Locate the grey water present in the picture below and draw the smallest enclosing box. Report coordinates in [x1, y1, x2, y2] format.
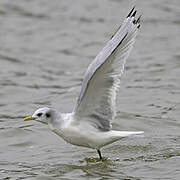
[0, 0, 180, 179]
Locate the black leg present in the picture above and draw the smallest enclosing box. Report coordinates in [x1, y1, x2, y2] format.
[97, 149, 102, 159]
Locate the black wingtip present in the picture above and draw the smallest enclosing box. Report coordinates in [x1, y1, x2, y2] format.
[136, 14, 142, 23]
[133, 19, 136, 24]
[127, 6, 135, 18]
[131, 10, 137, 17]
[137, 24, 140, 29]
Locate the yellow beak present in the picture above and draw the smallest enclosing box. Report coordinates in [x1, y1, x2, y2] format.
[24, 116, 36, 121]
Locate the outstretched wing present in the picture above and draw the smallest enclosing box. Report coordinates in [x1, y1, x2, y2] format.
[73, 8, 141, 131]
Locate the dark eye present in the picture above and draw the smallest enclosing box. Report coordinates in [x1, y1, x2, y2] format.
[46, 113, 50, 118]
[37, 113, 42, 117]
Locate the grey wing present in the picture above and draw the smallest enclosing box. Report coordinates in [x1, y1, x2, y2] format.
[73, 8, 141, 131]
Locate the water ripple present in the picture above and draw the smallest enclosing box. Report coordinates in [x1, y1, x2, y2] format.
[0, 54, 22, 63]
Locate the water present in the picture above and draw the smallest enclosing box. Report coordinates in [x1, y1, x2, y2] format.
[0, 0, 180, 179]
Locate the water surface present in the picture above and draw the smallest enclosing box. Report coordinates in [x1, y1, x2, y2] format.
[0, 0, 180, 179]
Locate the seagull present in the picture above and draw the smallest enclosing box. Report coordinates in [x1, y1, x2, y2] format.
[24, 7, 143, 160]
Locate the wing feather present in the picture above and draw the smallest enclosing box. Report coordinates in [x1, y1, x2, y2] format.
[73, 8, 141, 131]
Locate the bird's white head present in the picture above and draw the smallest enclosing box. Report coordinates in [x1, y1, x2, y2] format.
[24, 107, 57, 125]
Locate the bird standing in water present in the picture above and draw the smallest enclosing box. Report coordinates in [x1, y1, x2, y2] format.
[24, 7, 143, 160]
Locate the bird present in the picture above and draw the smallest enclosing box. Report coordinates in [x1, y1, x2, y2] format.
[24, 7, 143, 160]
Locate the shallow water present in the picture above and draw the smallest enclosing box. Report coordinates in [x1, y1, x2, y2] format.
[0, 0, 180, 179]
